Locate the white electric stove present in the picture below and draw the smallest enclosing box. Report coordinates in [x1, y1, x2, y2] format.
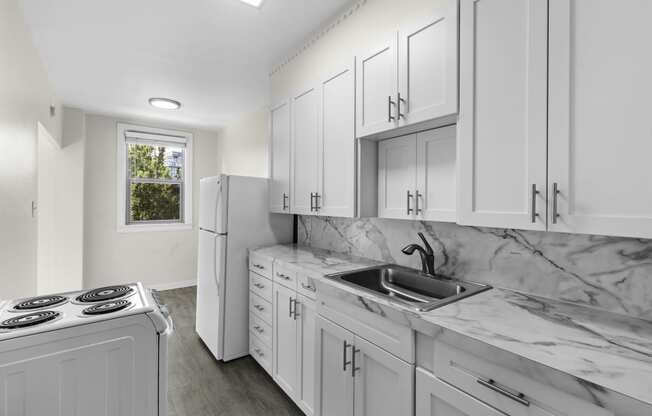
[0, 283, 172, 416]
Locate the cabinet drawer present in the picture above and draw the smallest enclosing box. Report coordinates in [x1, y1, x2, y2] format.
[249, 311, 272, 348]
[249, 291, 273, 325]
[250, 333, 272, 375]
[296, 271, 317, 300]
[250, 271, 272, 301]
[273, 262, 297, 290]
[249, 253, 273, 279]
[433, 341, 613, 416]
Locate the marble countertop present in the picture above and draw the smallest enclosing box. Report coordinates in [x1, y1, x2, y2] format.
[251, 244, 652, 406]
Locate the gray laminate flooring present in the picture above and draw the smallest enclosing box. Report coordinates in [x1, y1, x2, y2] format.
[159, 286, 303, 416]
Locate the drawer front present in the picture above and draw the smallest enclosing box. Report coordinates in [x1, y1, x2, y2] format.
[250, 333, 272, 375]
[250, 271, 273, 301]
[433, 341, 613, 416]
[296, 271, 318, 300]
[249, 311, 272, 348]
[273, 262, 297, 290]
[249, 253, 273, 279]
[250, 291, 273, 325]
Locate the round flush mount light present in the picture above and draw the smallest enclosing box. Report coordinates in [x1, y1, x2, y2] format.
[149, 97, 181, 110]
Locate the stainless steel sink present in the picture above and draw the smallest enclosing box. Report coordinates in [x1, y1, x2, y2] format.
[326, 265, 491, 312]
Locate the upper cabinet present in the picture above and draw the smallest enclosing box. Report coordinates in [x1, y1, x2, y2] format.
[290, 86, 320, 215]
[356, 0, 459, 138]
[457, 0, 548, 231]
[269, 101, 291, 214]
[547, 0, 652, 238]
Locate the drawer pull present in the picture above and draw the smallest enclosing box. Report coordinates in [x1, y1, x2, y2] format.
[253, 283, 265, 289]
[277, 272, 291, 280]
[252, 264, 265, 270]
[253, 325, 264, 334]
[254, 348, 264, 357]
[301, 283, 316, 292]
[477, 378, 530, 407]
[253, 304, 265, 312]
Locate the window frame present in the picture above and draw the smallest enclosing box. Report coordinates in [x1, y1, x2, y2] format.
[116, 123, 193, 232]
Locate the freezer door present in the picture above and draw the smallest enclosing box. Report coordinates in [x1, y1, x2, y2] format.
[198, 176, 228, 234]
[195, 230, 226, 360]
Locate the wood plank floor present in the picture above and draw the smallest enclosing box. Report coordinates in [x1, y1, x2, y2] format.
[159, 286, 303, 416]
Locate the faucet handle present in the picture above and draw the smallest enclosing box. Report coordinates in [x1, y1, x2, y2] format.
[417, 232, 434, 255]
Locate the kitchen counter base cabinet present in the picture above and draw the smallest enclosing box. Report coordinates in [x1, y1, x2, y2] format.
[315, 315, 414, 416]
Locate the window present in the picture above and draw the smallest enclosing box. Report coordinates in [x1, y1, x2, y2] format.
[117, 123, 192, 232]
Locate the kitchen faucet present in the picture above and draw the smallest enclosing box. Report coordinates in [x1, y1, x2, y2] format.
[401, 232, 436, 276]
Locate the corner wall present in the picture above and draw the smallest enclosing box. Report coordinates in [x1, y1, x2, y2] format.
[218, 107, 269, 178]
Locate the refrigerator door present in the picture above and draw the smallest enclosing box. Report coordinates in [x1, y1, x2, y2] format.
[195, 230, 226, 360]
[199, 176, 228, 234]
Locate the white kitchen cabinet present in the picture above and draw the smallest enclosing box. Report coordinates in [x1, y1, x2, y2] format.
[270, 101, 291, 213]
[315, 316, 355, 416]
[548, 0, 652, 238]
[457, 0, 548, 231]
[398, 1, 459, 127]
[291, 86, 320, 215]
[378, 127, 456, 222]
[356, 1, 459, 138]
[353, 336, 414, 416]
[272, 283, 298, 398]
[416, 368, 504, 416]
[295, 294, 316, 415]
[317, 59, 356, 218]
[315, 316, 414, 416]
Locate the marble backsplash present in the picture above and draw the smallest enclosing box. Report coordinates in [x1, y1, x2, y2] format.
[297, 216, 652, 320]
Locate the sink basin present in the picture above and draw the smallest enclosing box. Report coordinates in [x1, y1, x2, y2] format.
[326, 265, 491, 312]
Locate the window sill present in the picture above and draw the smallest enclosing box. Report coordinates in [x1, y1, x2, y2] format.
[117, 223, 193, 233]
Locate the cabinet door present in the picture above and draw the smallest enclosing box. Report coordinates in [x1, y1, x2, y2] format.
[314, 316, 354, 416]
[291, 86, 320, 215]
[548, 0, 652, 238]
[416, 369, 503, 416]
[457, 0, 548, 230]
[378, 135, 417, 219]
[270, 101, 291, 213]
[318, 60, 356, 218]
[352, 335, 413, 416]
[416, 126, 456, 222]
[295, 295, 316, 415]
[272, 284, 298, 399]
[356, 37, 399, 138]
[398, 1, 459, 126]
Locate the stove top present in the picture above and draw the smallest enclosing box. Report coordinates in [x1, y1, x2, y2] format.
[0, 283, 157, 340]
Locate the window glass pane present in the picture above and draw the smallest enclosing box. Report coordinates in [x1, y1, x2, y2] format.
[129, 183, 181, 222]
[128, 143, 184, 180]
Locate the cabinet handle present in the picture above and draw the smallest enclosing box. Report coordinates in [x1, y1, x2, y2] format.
[415, 190, 422, 214]
[254, 348, 264, 357]
[293, 299, 299, 320]
[301, 282, 316, 292]
[314, 192, 321, 211]
[407, 190, 414, 215]
[342, 341, 352, 371]
[253, 325, 264, 334]
[282, 193, 288, 210]
[531, 184, 540, 223]
[351, 347, 360, 377]
[397, 92, 406, 119]
[552, 183, 561, 224]
[253, 283, 265, 289]
[252, 264, 265, 270]
[388, 96, 396, 122]
[254, 304, 264, 312]
[276, 272, 290, 280]
[477, 378, 530, 407]
[310, 192, 314, 212]
[288, 297, 293, 318]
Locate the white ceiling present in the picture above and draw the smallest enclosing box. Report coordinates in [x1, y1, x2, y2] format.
[20, 0, 352, 130]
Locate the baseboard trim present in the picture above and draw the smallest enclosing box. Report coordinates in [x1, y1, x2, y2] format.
[148, 279, 196, 291]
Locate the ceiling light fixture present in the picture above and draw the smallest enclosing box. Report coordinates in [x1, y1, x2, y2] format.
[238, 0, 264, 8]
[149, 98, 181, 110]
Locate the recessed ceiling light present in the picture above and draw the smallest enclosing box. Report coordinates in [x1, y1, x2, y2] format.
[149, 97, 181, 110]
[238, 0, 264, 8]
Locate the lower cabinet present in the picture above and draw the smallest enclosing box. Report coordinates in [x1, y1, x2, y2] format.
[315, 315, 414, 416]
[272, 283, 316, 415]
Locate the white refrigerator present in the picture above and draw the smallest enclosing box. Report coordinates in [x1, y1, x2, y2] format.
[196, 175, 292, 361]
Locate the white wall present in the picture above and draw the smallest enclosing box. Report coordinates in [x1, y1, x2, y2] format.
[36, 109, 85, 295]
[218, 107, 269, 178]
[0, 0, 62, 299]
[83, 113, 219, 290]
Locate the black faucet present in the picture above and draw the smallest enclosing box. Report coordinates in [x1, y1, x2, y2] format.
[401, 232, 436, 276]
